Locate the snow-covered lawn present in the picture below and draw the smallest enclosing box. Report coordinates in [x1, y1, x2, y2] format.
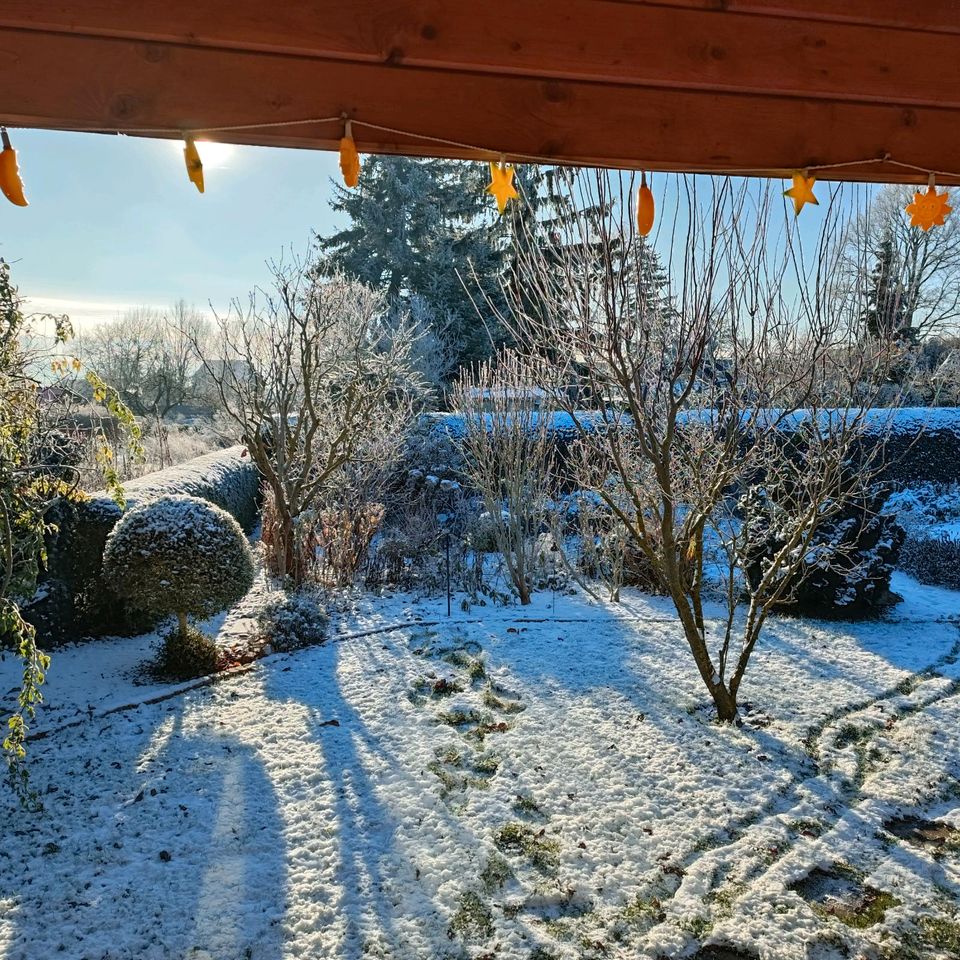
[3, 581, 960, 960]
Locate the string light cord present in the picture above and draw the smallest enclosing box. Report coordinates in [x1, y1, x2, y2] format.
[2, 113, 956, 230]
[5, 114, 960, 182]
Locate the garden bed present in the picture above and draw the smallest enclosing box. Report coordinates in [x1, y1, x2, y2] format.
[2, 584, 959, 960]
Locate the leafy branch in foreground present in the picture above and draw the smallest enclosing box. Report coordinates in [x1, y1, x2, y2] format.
[0, 258, 141, 806]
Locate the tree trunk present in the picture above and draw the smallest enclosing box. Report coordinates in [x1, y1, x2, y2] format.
[672, 593, 740, 723]
[710, 683, 739, 723]
[176, 610, 189, 639]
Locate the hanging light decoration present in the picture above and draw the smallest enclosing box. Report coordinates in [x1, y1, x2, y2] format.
[486, 157, 518, 215]
[183, 135, 204, 193]
[636, 172, 655, 236]
[905, 174, 952, 231]
[339, 119, 360, 188]
[783, 170, 818, 216]
[0, 127, 28, 206]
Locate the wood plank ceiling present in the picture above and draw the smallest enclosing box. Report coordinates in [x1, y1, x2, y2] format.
[1, 1, 960, 182]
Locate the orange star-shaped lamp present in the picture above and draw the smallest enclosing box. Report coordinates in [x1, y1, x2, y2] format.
[183, 136, 204, 194]
[486, 161, 518, 215]
[784, 171, 817, 216]
[905, 185, 952, 231]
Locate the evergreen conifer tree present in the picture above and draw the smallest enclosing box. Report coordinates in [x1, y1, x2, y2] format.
[315, 156, 506, 372]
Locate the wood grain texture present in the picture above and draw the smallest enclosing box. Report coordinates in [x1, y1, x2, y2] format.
[1, 2, 959, 181]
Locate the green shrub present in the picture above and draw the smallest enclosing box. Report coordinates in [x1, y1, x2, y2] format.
[103, 494, 254, 638]
[152, 625, 219, 680]
[30, 445, 260, 643]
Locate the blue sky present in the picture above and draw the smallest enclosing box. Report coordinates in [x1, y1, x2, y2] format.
[2, 129, 344, 328]
[2, 127, 876, 332]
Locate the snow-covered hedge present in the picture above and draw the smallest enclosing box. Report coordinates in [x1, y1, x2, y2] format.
[900, 532, 960, 591]
[27, 445, 260, 643]
[426, 407, 960, 486]
[864, 408, 960, 485]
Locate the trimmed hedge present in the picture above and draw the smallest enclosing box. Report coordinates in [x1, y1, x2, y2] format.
[900, 531, 960, 590]
[25, 445, 260, 644]
[426, 407, 960, 487]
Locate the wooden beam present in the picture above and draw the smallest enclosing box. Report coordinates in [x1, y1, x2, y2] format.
[1, 28, 958, 184]
[2, 1, 960, 110]
[640, 1, 960, 34]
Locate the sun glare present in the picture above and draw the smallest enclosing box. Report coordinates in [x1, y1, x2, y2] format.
[167, 137, 236, 170]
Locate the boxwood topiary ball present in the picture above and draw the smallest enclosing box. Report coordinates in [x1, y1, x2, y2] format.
[103, 494, 255, 625]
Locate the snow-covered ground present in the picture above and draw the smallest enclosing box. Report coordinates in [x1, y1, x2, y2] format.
[2, 579, 960, 960]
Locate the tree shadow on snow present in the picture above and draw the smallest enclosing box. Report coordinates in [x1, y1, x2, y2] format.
[261, 641, 456, 959]
[3, 697, 286, 960]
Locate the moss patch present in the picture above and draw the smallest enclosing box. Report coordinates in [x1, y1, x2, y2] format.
[480, 852, 514, 892]
[438, 708, 484, 728]
[483, 683, 527, 714]
[512, 792, 545, 818]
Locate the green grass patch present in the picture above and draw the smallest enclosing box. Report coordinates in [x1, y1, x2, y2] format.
[449, 891, 493, 941]
[480, 852, 513, 892]
[483, 684, 527, 714]
[438, 708, 483, 728]
[512, 792, 545, 817]
[495, 822, 560, 873]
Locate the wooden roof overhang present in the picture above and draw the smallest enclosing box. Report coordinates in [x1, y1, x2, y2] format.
[3, 1, 960, 183]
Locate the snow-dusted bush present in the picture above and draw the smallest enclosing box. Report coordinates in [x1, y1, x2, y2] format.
[467, 511, 502, 553]
[103, 494, 254, 637]
[885, 482, 960, 532]
[32, 444, 260, 644]
[152, 625, 219, 680]
[452, 353, 556, 605]
[257, 590, 329, 652]
[743, 486, 905, 619]
[900, 532, 960, 590]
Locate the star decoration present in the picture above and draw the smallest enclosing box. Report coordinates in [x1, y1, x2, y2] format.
[183, 136, 204, 193]
[486, 161, 518, 215]
[783, 171, 817, 216]
[905, 185, 952, 231]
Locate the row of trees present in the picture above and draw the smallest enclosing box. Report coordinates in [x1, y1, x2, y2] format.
[77, 166, 960, 421]
[80, 302, 213, 418]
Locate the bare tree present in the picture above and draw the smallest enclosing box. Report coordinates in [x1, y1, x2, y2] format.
[83, 302, 211, 417]
[503, 171, 903, 721]
[452, 351, 555, 605]
[192, 258, 421, 583]
[845, 184, 960, 340]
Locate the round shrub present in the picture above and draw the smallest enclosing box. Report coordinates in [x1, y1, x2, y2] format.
[257, 590, 329, 652]
[153, 625, 219, 680]
[103, 494, 255, 635]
